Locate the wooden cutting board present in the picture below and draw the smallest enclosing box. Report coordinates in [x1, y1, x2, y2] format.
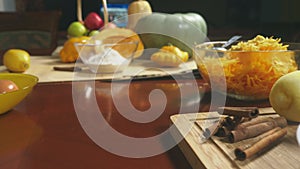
[170, 107, 300, 169]
[0, 55, 197, 83]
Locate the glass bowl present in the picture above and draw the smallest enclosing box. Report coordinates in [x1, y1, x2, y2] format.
[0, 73, 38, 114]
[76, 38, 139, 74]
[193, 41, 299, 100]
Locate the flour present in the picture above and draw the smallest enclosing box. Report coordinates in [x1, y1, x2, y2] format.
[87, 48, 127, 65]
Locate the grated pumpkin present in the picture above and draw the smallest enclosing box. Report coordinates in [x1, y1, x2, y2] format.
[197, 35, 298, 98]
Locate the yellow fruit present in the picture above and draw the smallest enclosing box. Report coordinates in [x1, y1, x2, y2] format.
[160, 45, 189, 62]
[3, 49, 30, 73]
[269, 70, 300, 122]
[150, 45, 189, 67]
[151, 51, 183, 67]
[94, 28, 144, 58]
[127, 0, 152, 29]
[59, 36, 90, 63]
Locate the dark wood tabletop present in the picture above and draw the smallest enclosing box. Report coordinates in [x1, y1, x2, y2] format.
[0, 77, 271, 169]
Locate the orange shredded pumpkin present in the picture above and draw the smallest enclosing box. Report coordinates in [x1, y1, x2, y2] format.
[197, 35, 297, 99]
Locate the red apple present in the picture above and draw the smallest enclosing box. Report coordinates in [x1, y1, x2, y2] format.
[84, 12, 104, 30]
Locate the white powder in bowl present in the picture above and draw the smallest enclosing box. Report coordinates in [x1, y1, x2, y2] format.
[84, 47, 131, 73]
[87, 48, 127, 65]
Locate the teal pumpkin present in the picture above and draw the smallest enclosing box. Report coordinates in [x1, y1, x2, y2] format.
[134, 12, 207, 57]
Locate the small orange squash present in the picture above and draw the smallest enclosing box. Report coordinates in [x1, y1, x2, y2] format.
[93, 28, 144, 58]
[59, 36, 90, 63]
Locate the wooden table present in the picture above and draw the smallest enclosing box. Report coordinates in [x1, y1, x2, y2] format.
[0, 73, 272, 169]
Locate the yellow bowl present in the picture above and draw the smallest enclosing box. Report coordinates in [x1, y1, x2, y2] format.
[0, 73, 38, 114]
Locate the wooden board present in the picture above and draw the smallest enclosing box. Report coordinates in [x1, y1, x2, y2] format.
[170, 107, 300, 169]
[0, 55, 197, 83]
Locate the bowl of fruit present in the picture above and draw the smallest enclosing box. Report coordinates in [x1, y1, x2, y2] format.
[193, 35, 300, 100]
[0, 73, 38, 114]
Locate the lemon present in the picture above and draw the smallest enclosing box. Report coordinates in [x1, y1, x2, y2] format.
[269, 71, 300, 122]
[3, 49, 30, 73]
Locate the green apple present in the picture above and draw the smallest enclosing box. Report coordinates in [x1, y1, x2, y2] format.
[67, 21, 87, 37]
[88, 30, 99, 37]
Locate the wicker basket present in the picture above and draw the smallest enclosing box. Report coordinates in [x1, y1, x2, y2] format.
[76, 0, 109, 25]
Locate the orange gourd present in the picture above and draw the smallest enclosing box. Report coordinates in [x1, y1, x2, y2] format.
[151, 45, 189, 67]
[127, 0, 152, 29]
[59, 36, 90, 63]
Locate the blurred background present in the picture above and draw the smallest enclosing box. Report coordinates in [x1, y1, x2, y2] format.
[1, 0, 300, 43]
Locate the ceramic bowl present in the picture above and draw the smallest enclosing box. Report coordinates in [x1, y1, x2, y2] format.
[0, 73, 38, 114]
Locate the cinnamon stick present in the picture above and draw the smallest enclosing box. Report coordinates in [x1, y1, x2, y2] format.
[228, 117, 287, 143]
[236, 116, 287, 130]
[223, 116, 236, 130]
[218, 106, 259, 118]
[214, 126, 230, 137]
[216, 116, 250, 132]
[202, 125, 229, 138]
[239, 117, 251, 124]
[234, 127, 287, 161]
